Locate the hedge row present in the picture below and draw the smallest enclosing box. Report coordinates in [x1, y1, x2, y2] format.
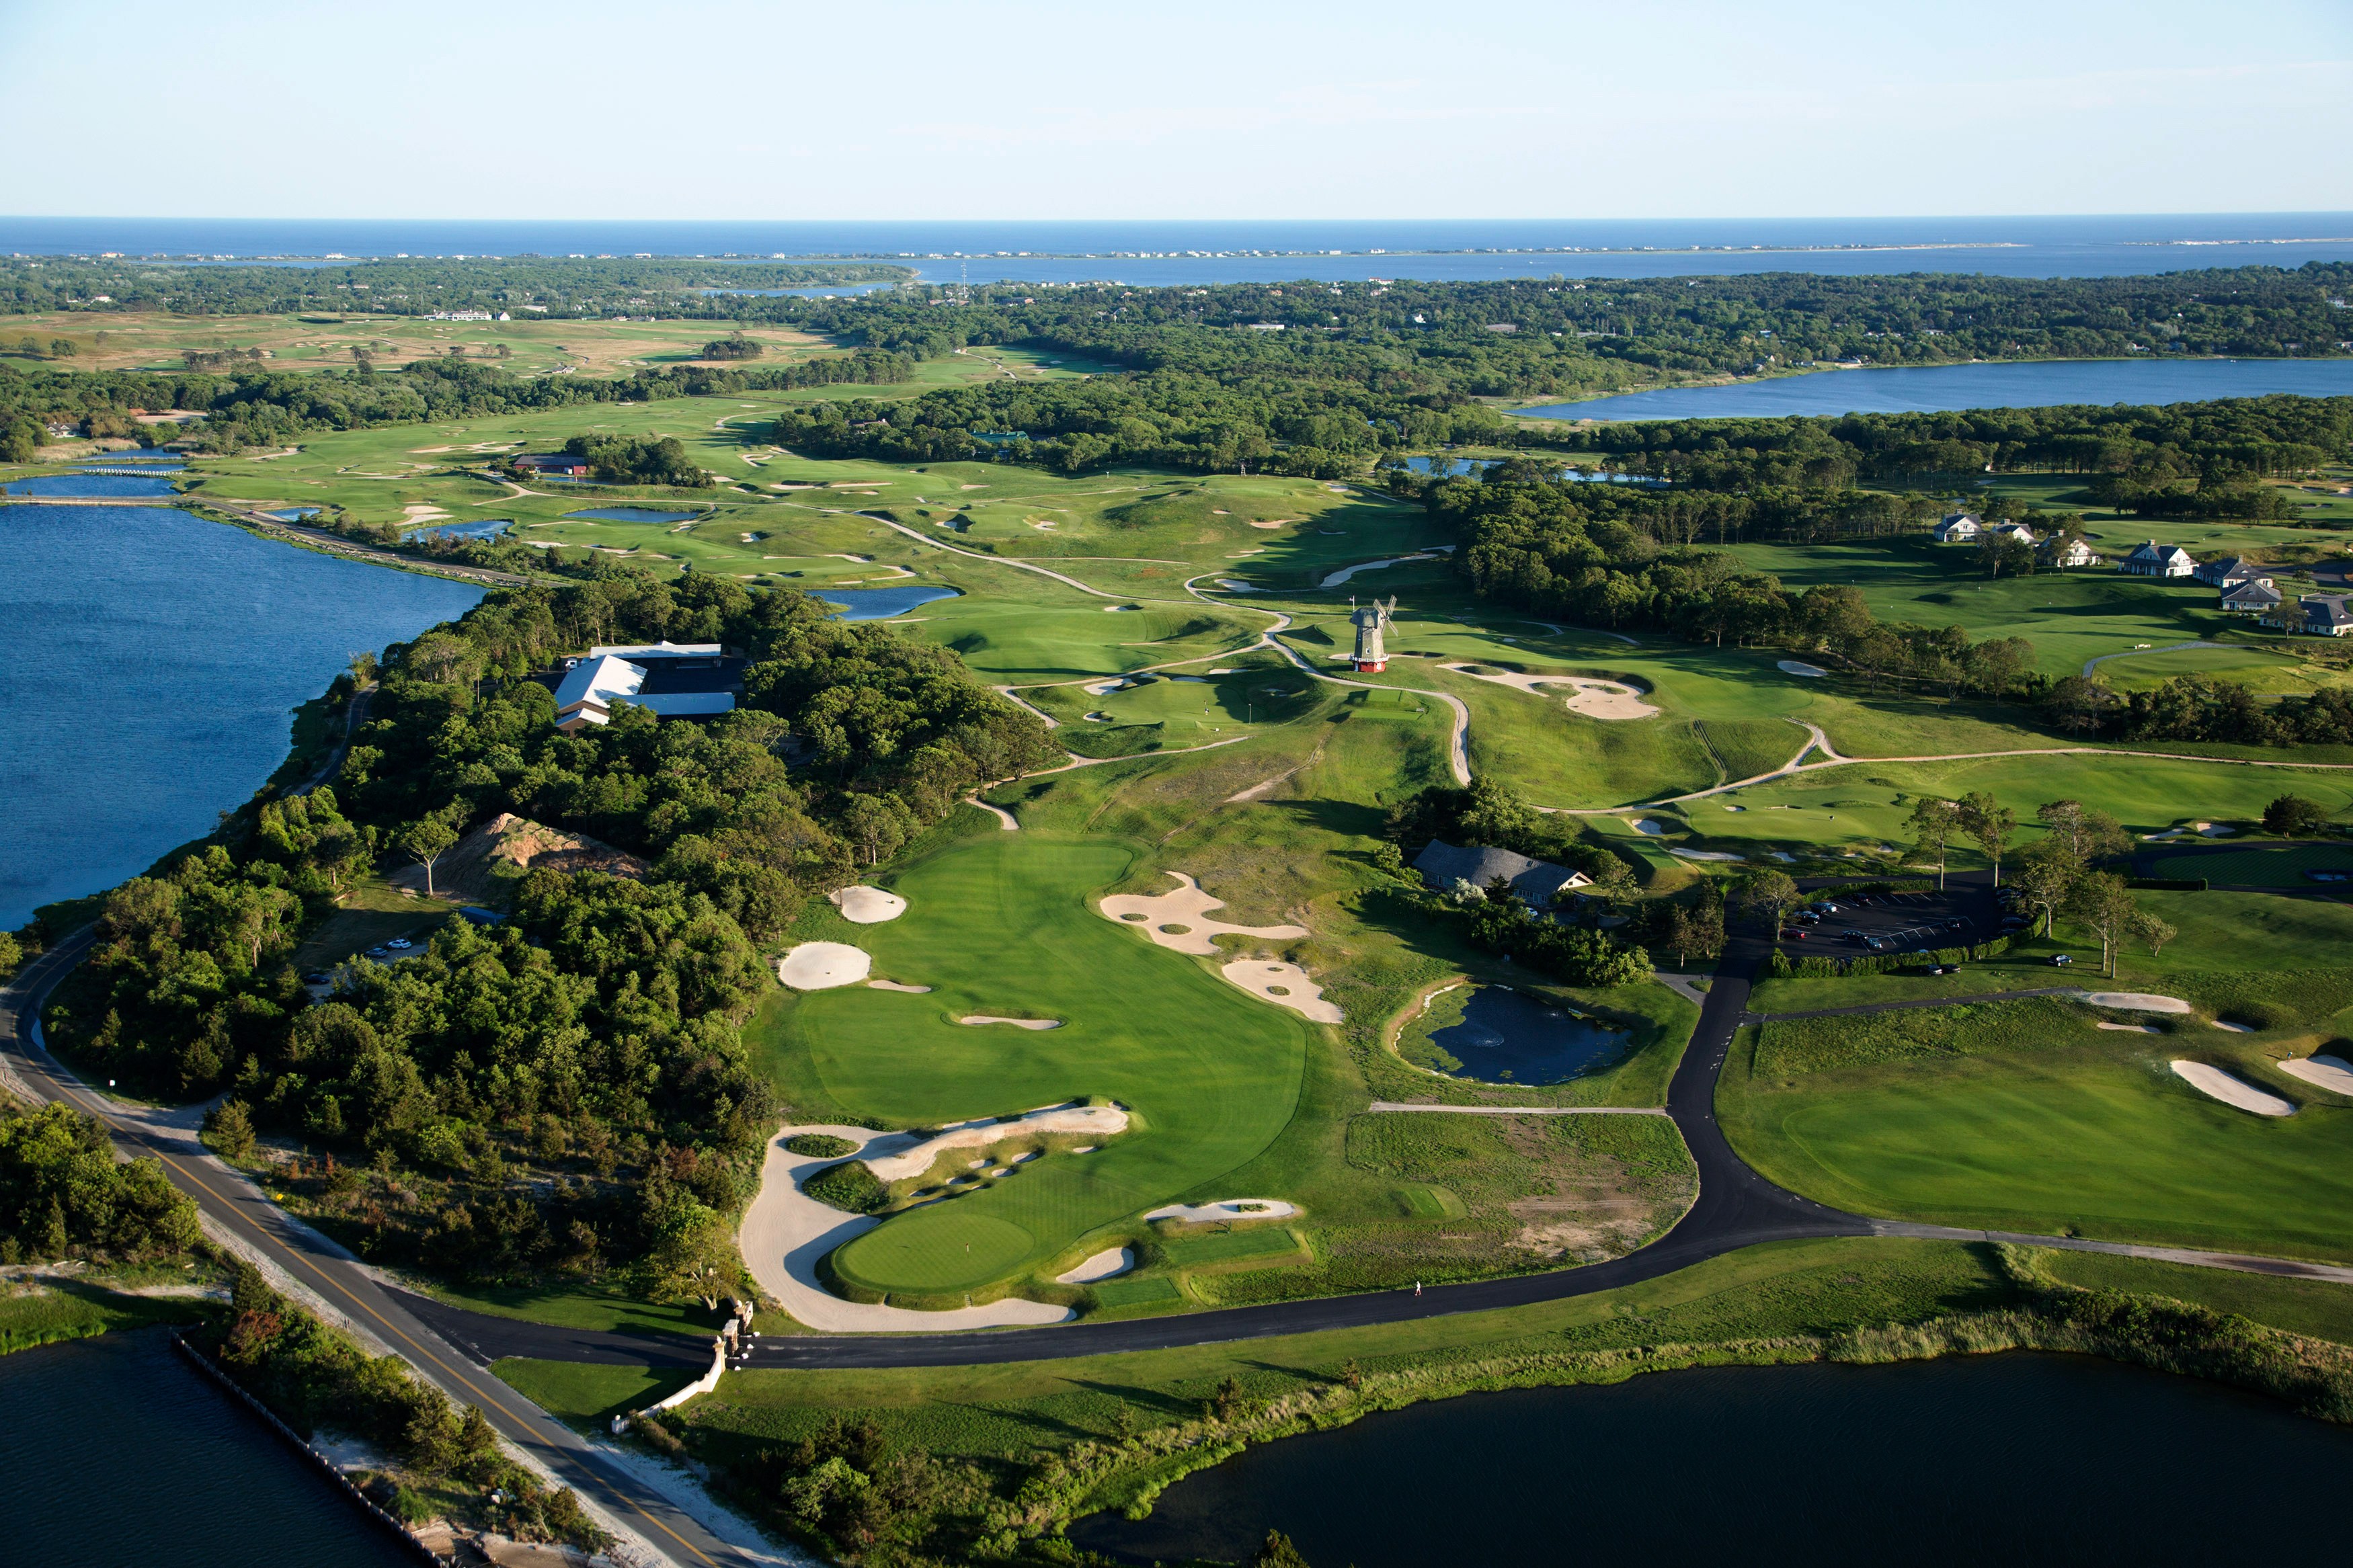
[1769, 932, 2020, 979]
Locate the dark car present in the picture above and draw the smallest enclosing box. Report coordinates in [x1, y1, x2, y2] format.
[302, 971, 329, 984]
[1782, 929, 1808, 940]
[2050, 954, 2074, 968]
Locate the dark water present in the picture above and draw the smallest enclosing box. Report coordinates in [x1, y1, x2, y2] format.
[267, 505, 322, 520]
[564, 507, 698, 523]
[820, 584, 961, 620]
[1070, 1354, 2353, 1567]
[0, 1331, 420, 1567]
[14, 215, 2353, 281]
[402, 518, 511, 542]
[5, 472, 179, 497]
[1423, 984, 1626, 1083]
[1524, 357, 2353, 422]
[1404, 456, 1661, 483]
[0, 504, 481, 927]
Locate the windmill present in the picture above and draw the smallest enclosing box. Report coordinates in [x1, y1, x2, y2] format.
[1349, 595, 1396, 672]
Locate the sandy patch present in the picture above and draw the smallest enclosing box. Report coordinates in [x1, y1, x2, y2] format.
[1099, 871, 1308, 955]
[864, 1102, 1129, 1182]
[959, 1015, 1063, 1030]
[399, 503, 450, 520]
[1627, 819, 1667, 836]
[1221, 959, 1344, 1023]
[2171, 1061, 2295, 1116]
[388, 813, 645, 903]
[1778, 660, 1829, 678]
[2083, 992, 2192, 1014]
[1144, 1199, 1300, 1224]
[829, 884, 908, 924]
[1055, 1247, 1134, 1284]
[779, 942, 871, 989]
[1215, 579, 1259, 591]
[1320, 553, 1441, 588]
[1247, 520, 1286, 529]
[1439, 663, 1659, 720]
[867, 979, 932, 993]
[1082, 678, 1131, 695]
[2097, 1021, 2159, 1033]
[737, 1124, 1073, 1331]
[1669, 848, 1744, 862]
[2279, 1054, 2353, 1096]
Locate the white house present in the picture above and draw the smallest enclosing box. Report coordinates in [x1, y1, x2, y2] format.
[1985, 522, 2037, 545]
[2192, 557, 2263, 589]
[2297, 595, 2353, 637]
[1934, 513, 1982, 543]
[1412, 840, 1591, 906]
[2221, 579, 2284, 615]
[2118, 540, 2198, 578]
[2040, 536, 2100, 569]
[551, 651, 737, 732]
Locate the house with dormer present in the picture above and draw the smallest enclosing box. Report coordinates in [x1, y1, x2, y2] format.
[2119, 540, 2197, 578]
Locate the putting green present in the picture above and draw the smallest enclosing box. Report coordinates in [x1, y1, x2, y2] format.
[757, 832, 1311, 1300]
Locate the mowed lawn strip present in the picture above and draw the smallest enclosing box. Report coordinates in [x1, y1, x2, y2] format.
[760, 833, 1310, 1298]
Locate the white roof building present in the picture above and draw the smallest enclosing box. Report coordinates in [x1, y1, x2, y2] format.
[1934, 513, 1981, 542]
[553, 654, 735, 732]
[588, 641, 724, 658]
[2120, 540, 2198, 578]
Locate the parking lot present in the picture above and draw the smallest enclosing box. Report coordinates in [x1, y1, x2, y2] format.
[1778, 882, 2007, 958]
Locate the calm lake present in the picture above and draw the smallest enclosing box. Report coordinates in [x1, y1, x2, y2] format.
[4, 472, 181, 498]
[822, 584, 961, 620]
[0, 1330, 419, 1567]
[1069, 1353, 2353, 1567]
[1417, 983, 1627, 1084]
[0, 504, 481, 928]
[1523, 357, 2353, 422]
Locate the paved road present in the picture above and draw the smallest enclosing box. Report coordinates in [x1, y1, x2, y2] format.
[0, 934, 755, 1568]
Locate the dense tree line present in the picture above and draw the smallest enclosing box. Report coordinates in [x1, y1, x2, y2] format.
[0, 1097, 200, 1264]
[47, 573, 1057, 1286]
[551, 433, 711, 487]
[2040, 672, 2353, 749]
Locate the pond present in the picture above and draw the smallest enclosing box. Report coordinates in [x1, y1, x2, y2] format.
[267, 505, 322, 521]
[4, 471, 180, 497]
[1068, 1353, 2353, 1568]
[0, 503, 481, 927]
[820, 584, 962, 620]
[0, 1329, 420, 1567]
[402, 518, 512, 542]
[563, 507, 699, 524]
[1404, 456, 1661, 484]
[1520, 356, 2353, 423]
[1398, 982, 1626, 1084]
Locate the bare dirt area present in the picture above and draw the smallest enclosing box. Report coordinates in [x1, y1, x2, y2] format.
[387, 813, 648, 907]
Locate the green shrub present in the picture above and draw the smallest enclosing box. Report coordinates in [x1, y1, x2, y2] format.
[803, 1160, 887, 1214]
[785, 1134, 858, 1159]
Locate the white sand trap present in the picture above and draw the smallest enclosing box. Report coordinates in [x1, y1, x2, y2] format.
[1222, 959, 1344, 1023]
[1145, 1199, 1300, 1225]
[1098, 871, 1308, 955]
[1215, 579, 1260, 591]
[737, 1123, 1073, 1332]
[1086, 711, 1113, 721]
[1056, 1247, 1134, 1284]
[1778, 660, 1829, 678]
[2279, 1055, 2353, 1096]
[1628, 819, 1667, 836]
[868, 979, 932, 993]
[2083, 992, 2192, 1014]
[1439, 663, 1659, 720]
[779, 942, 871, 989]
[2098, 1021, 2158, 1033]
[959, 1015, 1064, 1030]
[1082, 678, 1130, 695]
[1321, 553, 1439, 588]
[2212, 1020, 2253, 1034]
[864, 1102, 1129, 1182]
[829, 884, 908, 924]
[2171, 1061, 2295, 1116]
[1669, 848, 1745, 862]
[1103, 604, 1140, 612]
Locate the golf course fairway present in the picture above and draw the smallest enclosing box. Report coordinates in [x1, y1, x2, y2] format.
[762, 831, 1312, 1301]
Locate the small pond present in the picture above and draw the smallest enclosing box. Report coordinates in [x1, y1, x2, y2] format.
[563, 507, 699, 524]
[402, 518, 512, 542]
[5, 472, 180, 497]
[820, 584, 962, 620]
[1404, 456, 1662, 484]
[1068, 1353, 2353, 1568]
[266, 505, 322, 521]
[1401, 982, 1626, 1084]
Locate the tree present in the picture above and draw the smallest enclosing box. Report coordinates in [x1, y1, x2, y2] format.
[1957, 792, 2016, 886]
[202, 1098, 257, 1161]
[2042, 675, 2113, 736]
[2262, 794, 2332, 837]
[2067, 871, 2140, 979]
[2130, 908, 2178, 959]
[2012, 841, 2078, 938]
[1907, 795, 1962, 889]
[394, 817, 461, 897]
[2036, 800, 2130, 866]
[1731, 868, 1801, 934]
[646, 1202, 740, 1311]
[1251, 1530, 1315, 1568]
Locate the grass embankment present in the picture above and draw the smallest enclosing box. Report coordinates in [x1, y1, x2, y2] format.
[497, 1237, 2353, 1565]
[0, 1273, 210, 1354]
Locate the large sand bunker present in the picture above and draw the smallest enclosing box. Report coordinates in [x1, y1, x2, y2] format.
[1439, 663, 1659, 720]
[2279, 1054, 2353, 1096]
[2171, 1061, 2295, 1116]
[1778, 660, 1829, 678]
[1099, 871, 1308, 955]
[830, 884, 908, 924]
[1055, 1247, 1134, 1284]
[2083, 992, 2192, 1014]
[864, 1102, 1129, 1182]
[1222, 959, 1344, 1023]
[959, 1015, 1063, 1030]
[1145, 1199, 1300, 1224]
[779, 942, 872, 989]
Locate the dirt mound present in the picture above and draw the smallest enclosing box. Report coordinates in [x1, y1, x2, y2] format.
[387, 813, 649, 906]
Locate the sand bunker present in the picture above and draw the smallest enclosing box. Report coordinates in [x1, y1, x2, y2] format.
[1439, 663, 1659, 720]
[2083, 992, 2192, 1014]
[1669, 848, 1745, 863]
[867, 979, 932, 993]
[1144, 1199, 1300, 1225]
[959, 1015, 1063, 1030]
[779, 942, 871, 989]
[1628, 819, 1667, 836]
[864, 1102, 1129, 1183]
[2279, 1055, 2353, 1096]
[1222, 960, 1344, 1023]
[2171, 1061, 2295, 1116]
[2097, 1022, 2158, 1034]
[829, 884, 908, 924]
[1055, 1247, 1134, 1284]
[1778, 660, 1829, 678]
[1321, 553, 1441, 588]
[1099, 871, 1308, 955]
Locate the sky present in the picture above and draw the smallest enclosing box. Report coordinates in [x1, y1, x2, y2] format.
[3, 0, 2349, 220]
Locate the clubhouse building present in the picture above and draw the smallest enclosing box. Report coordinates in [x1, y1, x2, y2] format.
[544, 641, 744, 732]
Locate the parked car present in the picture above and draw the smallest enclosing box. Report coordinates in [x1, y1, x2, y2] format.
[386, 937, 413, 950]
[2049, 954, 2074, 968]
[2000, 916, 2026, 930]
[1782, 929, 1808, 940]
[1930, 964, 1958, 975]
[364, 946, 390, 960]
[302, 971, 329, 985]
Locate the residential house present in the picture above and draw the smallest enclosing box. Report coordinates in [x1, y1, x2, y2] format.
[2194, 556, 2264, 588]
[2040, 535, 2101, 569]
[513, 452, 590, 476]
[1412, 840, 1592, 907]
[1984, 522, 2037, 545]
[1933, 513, 1982, 543]
[2118, 540, 2198, 578]
[2296, 595, 2353, 637]
[2221, 579, 2284, 615]
[545, 643, 742, 732]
